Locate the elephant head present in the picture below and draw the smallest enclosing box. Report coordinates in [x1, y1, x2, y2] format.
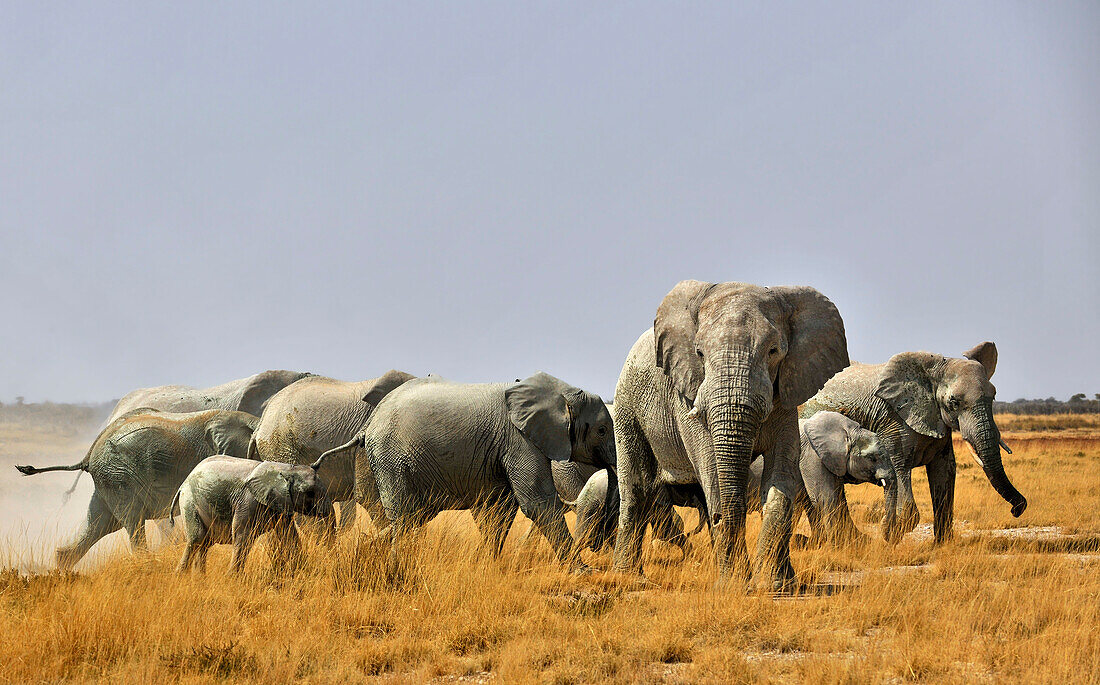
[238, 370, 313, 416]
[506, 372, 616, 470]
[875, 342, 1025, 522]
[803, 411, 893, 486]
[246, 462, 333, 519]
[205, 412, 258, 457]
[654, 281, 849, 548]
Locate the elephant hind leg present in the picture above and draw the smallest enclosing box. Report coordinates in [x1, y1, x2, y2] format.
[57, 491, 122, 570]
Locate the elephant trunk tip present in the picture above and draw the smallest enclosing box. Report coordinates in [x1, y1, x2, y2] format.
[1011, 497, 1027, 518]
[15, 465, 37, 476]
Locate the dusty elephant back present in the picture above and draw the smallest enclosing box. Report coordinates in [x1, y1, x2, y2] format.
[252, 376, 373, 464]
[107, 370, 310, 424]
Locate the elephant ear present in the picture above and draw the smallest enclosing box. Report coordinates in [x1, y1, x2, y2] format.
[803, 412, 851, 478]
[361, 369, 417, 409]
[238, 370, 309, 417]
[506, 372, 579, 462]
[205, 415, 255, 457]
[874, 351, 946, 439]
[654, 280, 716, 403]
[962, 341, 997, 379]
[245, 463, 292, 513]
[772, 287, 850, 407]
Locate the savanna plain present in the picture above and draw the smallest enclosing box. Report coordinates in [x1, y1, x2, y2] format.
[1, 407, 1097, 683]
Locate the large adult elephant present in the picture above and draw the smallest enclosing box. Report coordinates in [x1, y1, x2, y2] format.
[15, 409, 258, 569]
[353, 373, 616, 569]
[106, 370, 311, 424]
[248, 370, 416, 529]
[612, 280, 849, 591]
[801, 342, 1026, 543]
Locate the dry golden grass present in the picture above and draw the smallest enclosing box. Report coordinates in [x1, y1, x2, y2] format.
[995, 412, 1100, 437]
[1, 415, 1098, 683]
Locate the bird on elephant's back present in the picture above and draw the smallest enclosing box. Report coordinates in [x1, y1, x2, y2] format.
[801, 342, 1026, 544]
[612, 280, 850, 592]
[15, 408, 259, 570]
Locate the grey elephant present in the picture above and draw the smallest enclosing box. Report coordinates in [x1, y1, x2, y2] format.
[171, 456, 333, 573]
[612, 280, 849, 591]
[347, 372, 616, 570]
[15, 409, 258, 569]
[107, 369, 311, 424]
[801, 342, 1025, 543]
[248, 370, 416, 530]
[744, 411, 893, 545]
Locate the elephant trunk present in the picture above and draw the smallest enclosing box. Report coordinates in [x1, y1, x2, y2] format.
[708, 388, 764, 576]
[962, 400, 1027, 518]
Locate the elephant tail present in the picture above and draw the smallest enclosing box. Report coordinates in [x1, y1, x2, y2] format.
[169, 489, 182, 527]
[15, 451, 89, 477]
[246, 435, 259, 461]
[311, 435, 364, 471]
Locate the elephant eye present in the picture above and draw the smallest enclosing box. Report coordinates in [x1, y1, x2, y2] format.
[695, 347, 704, 359]
[768, 347, 779, 356]
[597, 425, 607, 436]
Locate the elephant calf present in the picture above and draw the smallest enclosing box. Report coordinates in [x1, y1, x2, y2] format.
[170, 456, 332, 573]
[566, 468, 706, 554]
[341, 373, 616, 571]
[746, 411, 893, 545]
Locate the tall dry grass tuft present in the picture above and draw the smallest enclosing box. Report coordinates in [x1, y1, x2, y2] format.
[0, 417, 1097, 682]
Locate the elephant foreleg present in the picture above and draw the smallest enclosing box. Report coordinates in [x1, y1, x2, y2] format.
[927, 447, 956, 544]
[268, 518, 303, 573]
[57, 491, 122, 570]
[754, 410, 800, 593]
[611, 408, 659, 573]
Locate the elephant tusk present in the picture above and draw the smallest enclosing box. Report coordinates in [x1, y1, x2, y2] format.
[965, 442, 985, 468]
[879, 479, 888, 488]
[999, 438, 1013, 455]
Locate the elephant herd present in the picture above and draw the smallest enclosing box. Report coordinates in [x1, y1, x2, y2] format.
[16, 280, 1026, 591]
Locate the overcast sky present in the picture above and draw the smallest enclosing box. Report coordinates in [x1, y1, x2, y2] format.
[1, 2, 1097, 404]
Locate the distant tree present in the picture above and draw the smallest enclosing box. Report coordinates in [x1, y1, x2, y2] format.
[15, 396, 24, 405]
[1070, 393, 1087, 402]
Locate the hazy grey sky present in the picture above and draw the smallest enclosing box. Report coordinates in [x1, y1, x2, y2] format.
[1, 2, 1097, 403]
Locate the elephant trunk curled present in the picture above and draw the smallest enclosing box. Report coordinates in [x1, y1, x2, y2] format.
[961, 399, 1026, 518]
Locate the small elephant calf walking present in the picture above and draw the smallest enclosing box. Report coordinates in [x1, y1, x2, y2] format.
[170, 456, 333, 573]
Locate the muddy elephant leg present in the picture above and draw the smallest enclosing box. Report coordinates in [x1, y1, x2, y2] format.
[927, 446, 956, 544]
[754, 409, 801, 592]
[472, 492, 520, 558]
[57, 491, 122, 570]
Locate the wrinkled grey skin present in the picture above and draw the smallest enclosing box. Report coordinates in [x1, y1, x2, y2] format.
[612, 281, 849, 591]
[248, 370, 416, 530]
[802, 342, 1026, 544]
[171, 456, 333, 573]
[357, 372, 616, 569]
[16, 409, 258, 569]
[107, 370, 311, 424]
[744, 412, 893, 545]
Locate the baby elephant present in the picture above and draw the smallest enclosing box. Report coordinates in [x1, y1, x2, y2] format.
[170, 456, 333, 573]
[568, 469, 706, 554]
[747, 411, 893, 545]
